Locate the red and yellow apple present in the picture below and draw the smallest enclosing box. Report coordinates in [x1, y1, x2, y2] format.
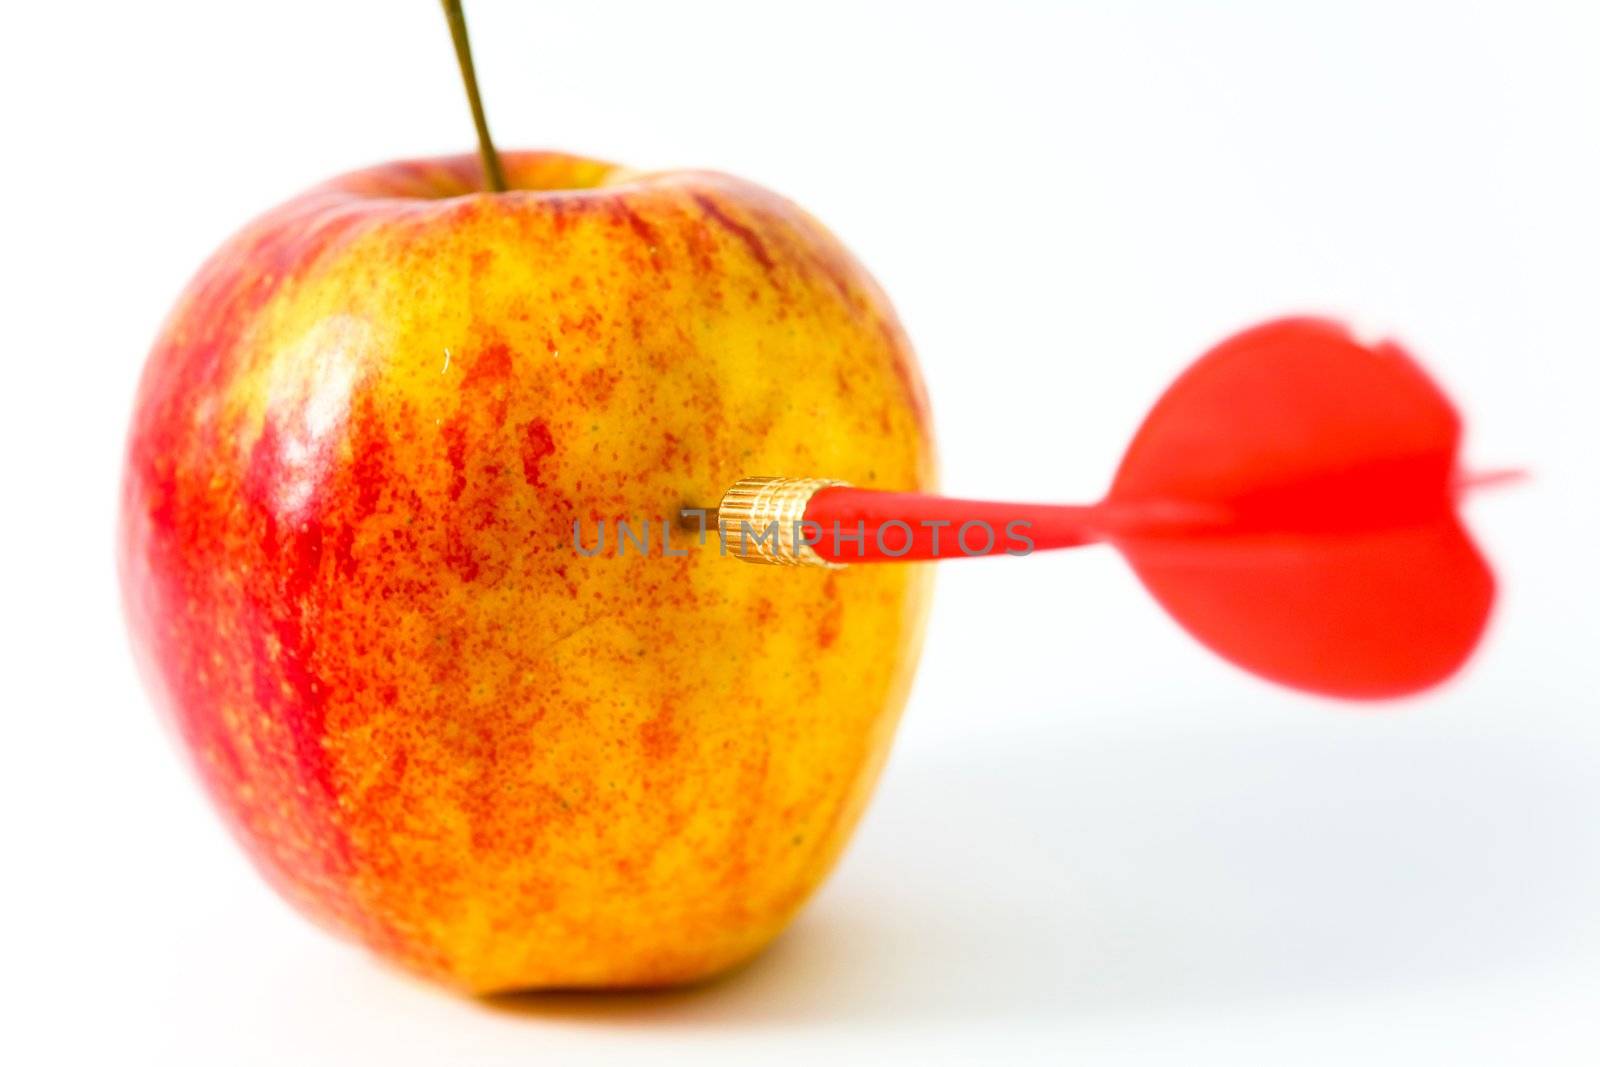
[119, 152, 935, 992]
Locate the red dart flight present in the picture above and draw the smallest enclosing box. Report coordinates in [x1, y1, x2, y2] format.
[713, 317, 1509, 700]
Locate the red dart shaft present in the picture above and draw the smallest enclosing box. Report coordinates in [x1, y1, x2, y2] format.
[808, 488, 1093, 561]
[802, 487, 1228, 562]
[711, 477, 1231, 566]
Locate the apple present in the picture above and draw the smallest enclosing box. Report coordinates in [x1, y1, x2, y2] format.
[119, 149, 936, 991]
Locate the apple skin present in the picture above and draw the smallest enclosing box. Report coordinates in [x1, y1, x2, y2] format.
[119, 152, 935, 992]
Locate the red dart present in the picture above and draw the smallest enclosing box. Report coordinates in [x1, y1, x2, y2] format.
[713, 317, 1514, 700]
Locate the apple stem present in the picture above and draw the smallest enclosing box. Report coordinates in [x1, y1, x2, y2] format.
[440, 0, 507, 193]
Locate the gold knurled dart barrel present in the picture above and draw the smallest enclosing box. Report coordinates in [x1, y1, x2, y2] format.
[715, 476, 846, 567]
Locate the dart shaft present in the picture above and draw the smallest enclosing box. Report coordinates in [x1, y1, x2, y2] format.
[712, 477, 1226, 566]
[809, 487, 1096, 561]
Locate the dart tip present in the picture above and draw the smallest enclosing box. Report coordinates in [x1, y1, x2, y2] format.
[676, 505, 714, 531]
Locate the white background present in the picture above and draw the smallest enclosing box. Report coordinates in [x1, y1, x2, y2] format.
[4, 1, 1599, 1063]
